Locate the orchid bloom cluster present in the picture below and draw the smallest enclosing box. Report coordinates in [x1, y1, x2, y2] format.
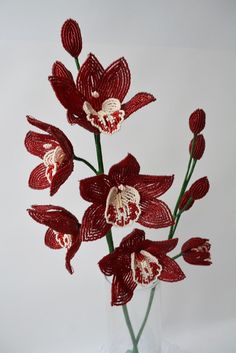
[25, 19, 212, 308]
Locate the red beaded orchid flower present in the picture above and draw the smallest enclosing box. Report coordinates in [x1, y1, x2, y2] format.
[28, 205, 81, 274]
[80, 154, 174, 241]
[49, 54, 156, 134]
[25, 116, 74, 196]
[99, 229, 185, 305]
[182, 237, 211, 266]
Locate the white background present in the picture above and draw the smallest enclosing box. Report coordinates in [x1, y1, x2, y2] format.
[0, 1, 235, 352]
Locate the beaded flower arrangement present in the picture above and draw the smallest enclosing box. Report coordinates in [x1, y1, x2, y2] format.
[25, 19, 211, 352]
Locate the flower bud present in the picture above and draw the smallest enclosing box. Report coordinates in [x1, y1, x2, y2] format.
[61, 19, 82, 58]
[189, 134, 205, 160]
[179, 190, 194, 211]
[189, 109, 206, 134]
[181, 237, 211, 266]
[189, 177, 210, 200]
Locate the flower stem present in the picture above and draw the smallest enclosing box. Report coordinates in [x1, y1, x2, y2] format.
[93, 133, 114, 252]
[172, 252, 183, 260]
[122, 305, 139, 353]
[73, 155, 98, 174]
[94, 133, 104, 174]
[136, 286, 156, 345]
[168, 135, 197, 239]
[169, 196, 193, 239]
[75, 57, 80, 70]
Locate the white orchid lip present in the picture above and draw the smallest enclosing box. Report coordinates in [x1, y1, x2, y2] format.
[83, 98, 125, 134]
[105, 184, 141, 227]
[131, 250, 162, 286]
[55, 232, 72, 249]
[43, 146, 66, 183]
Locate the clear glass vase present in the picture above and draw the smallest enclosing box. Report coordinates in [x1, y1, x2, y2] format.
[103, 280, 162, 353]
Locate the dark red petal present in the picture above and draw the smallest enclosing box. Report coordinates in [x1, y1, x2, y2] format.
[67, 111, 99, 133]
[182, 237, 210, 253]
[44, 228, 62, 249]
[189, 177, 210, 200]
[108, 154, 140, 184]
[99, 249, 131, 276]
[189, 134, 205, 160]
[145, 238, 178, 255]
[26, 116, 74, 157]
[111, 273, 136, 306]
[120, 229, 145, 249]
[179, 190, 194, 211]
[189, 109, 206, 134]
[25, 131, 58, 159]
[29, 163, 50, 190]
[122, 92, 156, 119]
[99, 251, 119, 276]
[98, 57, 130, 102]
[183, 252, 212, 266]
[52, 61, 74, 81]
[28, 205, 80, 235]
[129, 175, 174, 200]
[80, 204, 111, 241]
[61, 19, 82, 58]
[50, 160, 74, 196]
[80, 174, 112, 203]
[138, 199, 174, 229]
[49, 76, 85, 116]
[65, 235, 82, 274]
[158, 256, 185, 282]
[76, 53, 104, 107]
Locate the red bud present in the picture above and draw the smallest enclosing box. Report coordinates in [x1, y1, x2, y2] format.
[189, 109, 206, 134]
[181, 237, 211, 266]
[189, 177, 209, 200]
[179, 190, 194, 211]
[61, 19, 82, 58]
[189, 134, 205, 160]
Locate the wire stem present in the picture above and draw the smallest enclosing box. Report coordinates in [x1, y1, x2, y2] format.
[168, 135, 197, 239]
[75, 57, 80, 70]
[136, 286, 156, 345]
[73, 155, 98, 174]
[122, 305, 139, 353]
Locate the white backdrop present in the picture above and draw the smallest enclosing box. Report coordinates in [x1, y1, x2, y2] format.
[0, 1, 235, 353]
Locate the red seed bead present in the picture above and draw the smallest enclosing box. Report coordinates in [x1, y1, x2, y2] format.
[61, 19, 82, 58]
[189, 109, 206, 134]
[189, 177, 210, 200]
[189, 134, 205, 160]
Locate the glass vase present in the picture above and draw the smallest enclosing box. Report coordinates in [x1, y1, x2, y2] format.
[103, 280, 162, 353]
